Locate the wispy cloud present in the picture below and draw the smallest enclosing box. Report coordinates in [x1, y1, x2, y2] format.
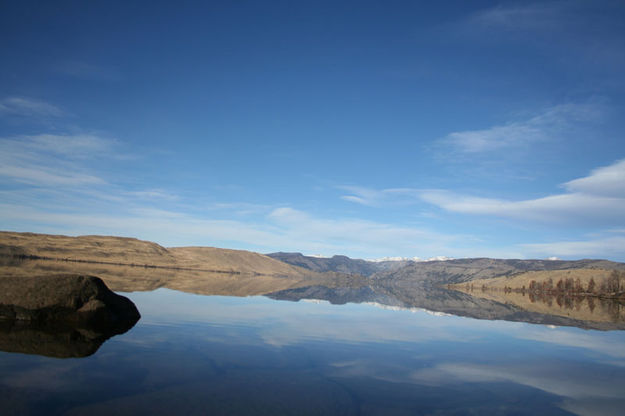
[0, 199, 467, 259]
[266, 206, 461, 256]
[467, 2, 568, 32]
[124, 189, 179, 201]
[0, 165, 104, 186]
[54, 60, 121, 81]
[0, 134, 115, 186]
[16, 134, 115, 158]
[339, 186, 420, 206]
[411, 361, 625, 414]
[522, 235, 625, 259]
[564, 159, 625, 197]
[0, 97, 66, 118]
[461, 1, 625, 91]
[419, 159, 625, 225]
[440, 102, 601, 153]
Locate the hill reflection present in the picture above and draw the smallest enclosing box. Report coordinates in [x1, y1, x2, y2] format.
[2, 258, 624, 331]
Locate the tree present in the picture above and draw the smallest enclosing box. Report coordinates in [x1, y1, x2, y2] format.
[588, 278, 596, 294]
[607, 271, 620, 293]
[574, 278, 582, 293]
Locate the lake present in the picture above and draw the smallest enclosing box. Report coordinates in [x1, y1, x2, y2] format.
[1, 286, 625, 415]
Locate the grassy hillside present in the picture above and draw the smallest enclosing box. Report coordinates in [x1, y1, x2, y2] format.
[452, 269, 624, 295]
[170, 246, 313, 277]
[0, 231, 318, 277]
[373, 258, 625, 285]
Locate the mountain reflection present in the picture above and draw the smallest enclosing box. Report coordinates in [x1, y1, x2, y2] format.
[268, 283, 625, 330]
[452, 284, 625, 328]
[2, 259, 624, 331]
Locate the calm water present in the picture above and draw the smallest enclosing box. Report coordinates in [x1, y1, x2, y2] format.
[2, 288, 625, 415]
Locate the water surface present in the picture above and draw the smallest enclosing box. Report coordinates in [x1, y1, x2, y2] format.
[1, 288, 624, 415]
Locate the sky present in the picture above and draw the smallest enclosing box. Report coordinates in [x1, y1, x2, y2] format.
[1, 0, 624, 261]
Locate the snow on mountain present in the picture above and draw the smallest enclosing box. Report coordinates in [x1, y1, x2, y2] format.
[367, 256, 454, 263]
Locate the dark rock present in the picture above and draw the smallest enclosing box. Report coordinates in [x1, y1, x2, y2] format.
[0, 274, 140, 330]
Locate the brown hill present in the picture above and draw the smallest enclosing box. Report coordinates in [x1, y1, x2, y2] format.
[372, 257, 625, 285]
[451, 269, 619, 291]
[0, 231, 177, 266]
[169, 246, 313, 277]
[0, 231, 314, 277]
[0, 231, 362, 296]
[449, 269, 625, 324]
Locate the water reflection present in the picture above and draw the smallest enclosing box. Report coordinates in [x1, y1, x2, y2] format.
[269, 284, 625, 330]
[453, 285, 625, 327]
[1, 290, 623, 415]
[3, 259, 623, 330]
[0, 316, 139, 359]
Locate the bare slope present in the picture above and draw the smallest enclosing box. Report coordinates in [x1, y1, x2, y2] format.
[372, 258, 625, 285]
[170, 247, 313, 277]
[0, 231, 315, 277]
[0, 231, 177, 266]
[452, 269, 623, 293]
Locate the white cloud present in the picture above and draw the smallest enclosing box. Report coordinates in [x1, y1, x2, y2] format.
[419, 159, 625, 225]
[339, 186, 420, 206]
[54, 60, 121, 81]
[0, 200, 466, 259]
[0, 134, 115, 186]
[338, 186, 385, 206]
[441, 102, 601, 153]
[0, 96, 66, 118]
[564, 159, 625, 197]
[1, 133, 115, 160]
[468, 3, 566, 32]
[420, 190, 625, 224]
[125, 189, 179, 201]
[24, 134, 114, 158]
[340, 195, 370, 205]
[522, 235, 625, 259]
[267, 206, 460, 256]
[0, 165, 103, 186]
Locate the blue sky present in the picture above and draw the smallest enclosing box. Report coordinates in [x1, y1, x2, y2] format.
[1, 1, 624, 261]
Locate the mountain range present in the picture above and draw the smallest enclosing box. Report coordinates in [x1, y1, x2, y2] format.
[2, 231, 624, 330]
[268, 251, 625, 284]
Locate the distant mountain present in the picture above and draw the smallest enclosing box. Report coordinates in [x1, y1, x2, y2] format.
[266, 252, 411, 276]
[372, 257, 625, 285]
[368, 255, 453, 263]
[267, 252, 625, 285]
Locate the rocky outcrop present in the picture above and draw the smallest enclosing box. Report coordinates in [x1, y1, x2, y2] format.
[0, 274, 140, 330]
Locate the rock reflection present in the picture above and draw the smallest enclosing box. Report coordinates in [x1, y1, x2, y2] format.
[0, 318, 138, 358]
